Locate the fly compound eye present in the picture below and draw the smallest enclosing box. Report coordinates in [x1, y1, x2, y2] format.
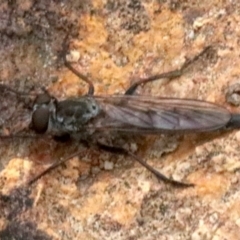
[32, 108, 49, 133]
[34, 93, 52, 105]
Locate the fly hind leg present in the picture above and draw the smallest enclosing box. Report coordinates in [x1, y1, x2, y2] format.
[97, 142, 194, 188]
[125, 46, 213, 95]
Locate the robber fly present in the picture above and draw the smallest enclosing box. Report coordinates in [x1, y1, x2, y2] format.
[1, 43, 240, 188]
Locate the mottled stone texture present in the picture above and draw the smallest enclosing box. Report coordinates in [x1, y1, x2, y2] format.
[1, 0, 240, 239]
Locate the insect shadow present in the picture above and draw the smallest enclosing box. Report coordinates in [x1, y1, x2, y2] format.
[1, 42, 239, 188]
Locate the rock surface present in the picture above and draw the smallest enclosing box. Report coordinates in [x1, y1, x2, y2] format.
[1, 1, 240, 239]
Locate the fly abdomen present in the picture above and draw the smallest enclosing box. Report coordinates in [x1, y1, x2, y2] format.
[225, 114, 240, 129]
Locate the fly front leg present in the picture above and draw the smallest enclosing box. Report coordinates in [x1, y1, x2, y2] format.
[0, 83, 44, 100]
[125, 46, 213, 95]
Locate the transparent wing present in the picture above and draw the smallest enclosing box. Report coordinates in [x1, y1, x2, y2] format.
[91, 95, 231, 133]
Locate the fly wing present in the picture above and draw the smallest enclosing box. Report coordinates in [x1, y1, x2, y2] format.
[91, 95, 231, 133]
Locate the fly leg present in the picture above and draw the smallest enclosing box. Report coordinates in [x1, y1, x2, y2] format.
[27, 149, 88, 186]
[62, 35, 211, 97]
[125, 46, 212, 95]
[27, 141, 193, 187]
[61, 36, 95, 95]
[97, 142, 194, 188]
[0, 83, 42, 98]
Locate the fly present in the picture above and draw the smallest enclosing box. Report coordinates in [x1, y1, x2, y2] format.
[1, 42, 238, 188]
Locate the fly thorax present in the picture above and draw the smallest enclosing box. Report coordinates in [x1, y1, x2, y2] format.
[52, 97, 100, 133]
